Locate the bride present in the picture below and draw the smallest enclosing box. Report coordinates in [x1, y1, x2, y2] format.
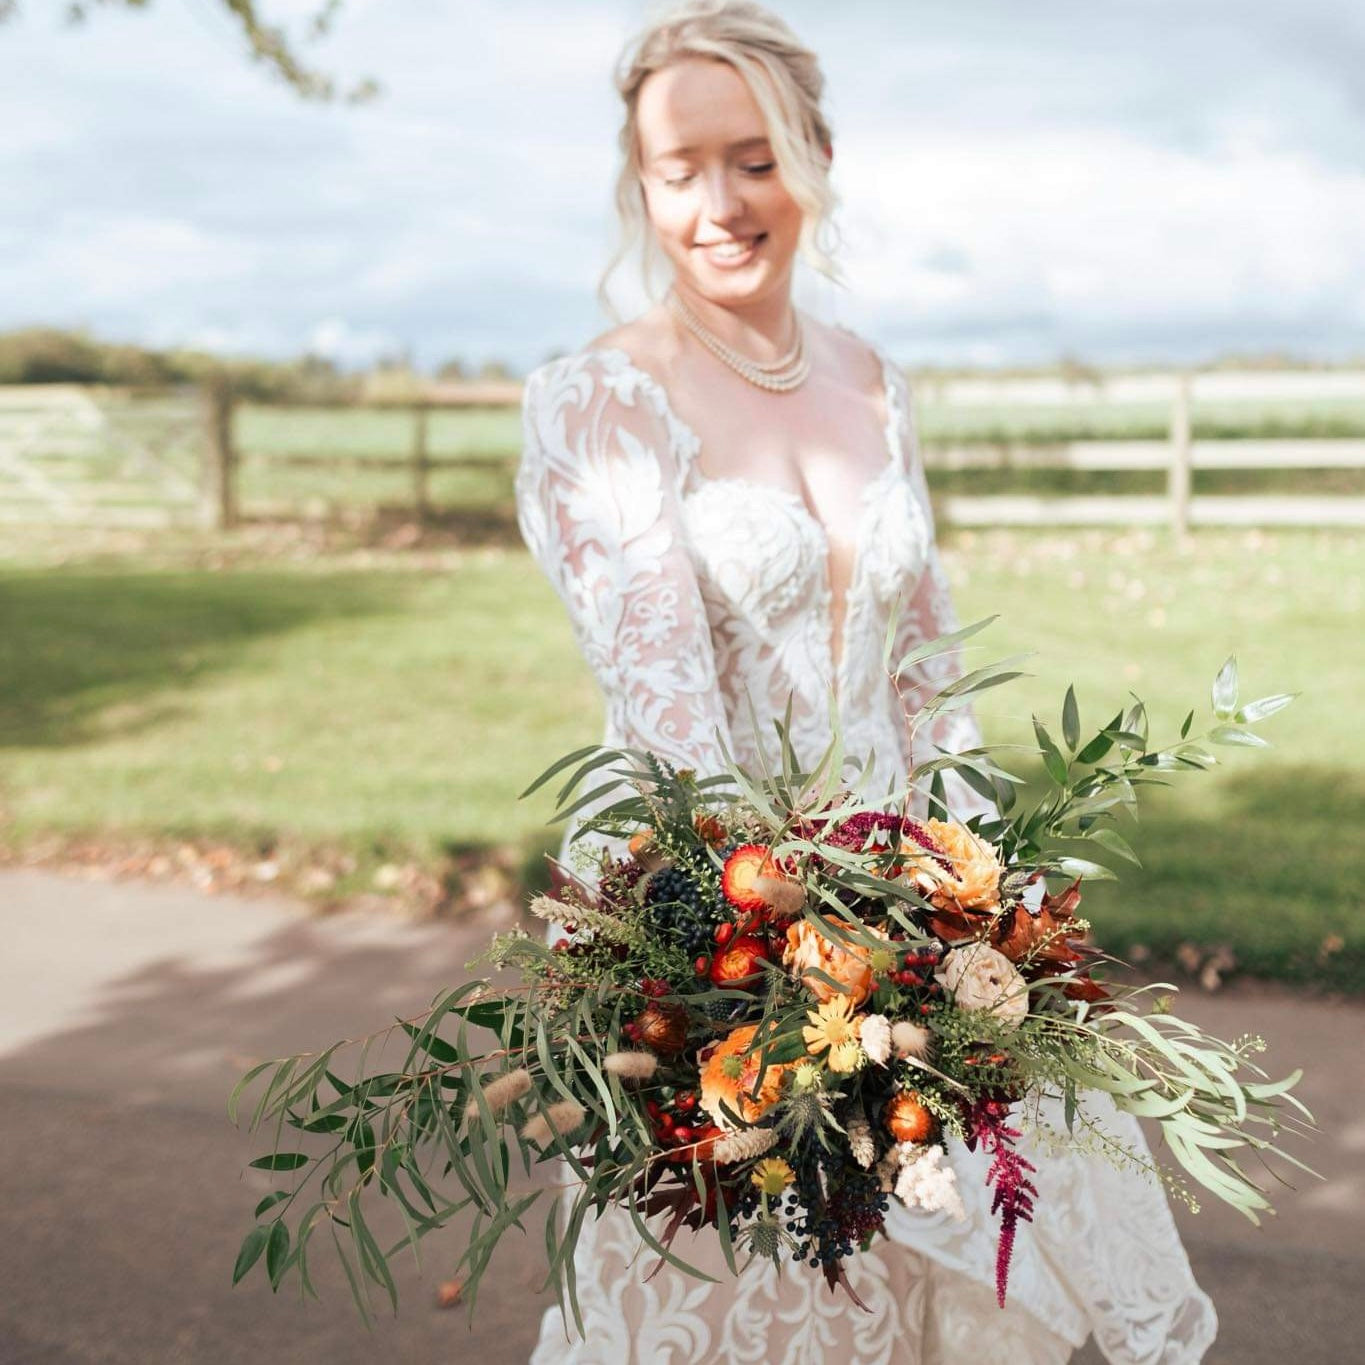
[515, 3, 1216, 1360]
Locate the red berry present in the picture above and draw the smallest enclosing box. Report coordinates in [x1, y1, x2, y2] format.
[714, 922, 735, 946]
[675, 1093, 696, 1112]
[694, 956, 710, 976]
[920, 1003, 933, 1015]
[646, 1100, 661, 1119]
[672, 1125, 694, 1145]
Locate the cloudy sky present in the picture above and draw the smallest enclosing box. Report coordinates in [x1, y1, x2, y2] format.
[2, 0, 1363, 370]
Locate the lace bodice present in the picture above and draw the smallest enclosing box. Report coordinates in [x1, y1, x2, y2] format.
[514, 340, 1216, 1363]
[516, 344, 982, 811]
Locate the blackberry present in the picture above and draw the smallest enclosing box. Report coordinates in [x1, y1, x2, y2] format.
[644, 866, 721, 953]
[787, 1146, 888, 1268]
[703, 996, 742, 1023]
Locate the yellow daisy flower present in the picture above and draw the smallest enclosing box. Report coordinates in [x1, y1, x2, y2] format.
[803, 994, 864, 1073]
[751, 1157, 795, 1196]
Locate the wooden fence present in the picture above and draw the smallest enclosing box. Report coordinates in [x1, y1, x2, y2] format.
[3, 372, 1365, 531]
[929, 380, 1365, 531]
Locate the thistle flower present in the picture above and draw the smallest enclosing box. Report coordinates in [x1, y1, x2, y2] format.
[602, 1050, 658, 1080]
[520, 1098, 586, 1147]
[860, 1014, 892, 1065]
[463, 1067, 532, 1122]
[891, 1020, 933, 1061]
[847, 1115, 877, 1170]
[893, 1144, 966, 1221]
[714, 1126, 778, 1163]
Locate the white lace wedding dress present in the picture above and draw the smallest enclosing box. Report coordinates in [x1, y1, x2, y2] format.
[514, 343, 1217, 1364]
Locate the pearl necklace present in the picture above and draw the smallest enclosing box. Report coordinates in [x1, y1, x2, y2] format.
[666, 290, 810, 393]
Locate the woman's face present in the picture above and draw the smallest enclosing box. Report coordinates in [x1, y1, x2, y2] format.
[635, 57, 805, 310]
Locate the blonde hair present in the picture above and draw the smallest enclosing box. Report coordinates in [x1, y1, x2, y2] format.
[600, 0, 841, 317]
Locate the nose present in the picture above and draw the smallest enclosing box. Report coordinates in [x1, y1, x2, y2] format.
[700, 166, 744, 226]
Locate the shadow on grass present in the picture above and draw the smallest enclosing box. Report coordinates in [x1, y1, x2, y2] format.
[1078, 763, 1365, 993]
[0, 567, 400, 749]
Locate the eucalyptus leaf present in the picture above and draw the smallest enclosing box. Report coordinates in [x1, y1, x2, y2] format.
[232, 1225, 270, 1286]
[1208, 725, 1270, 749]
[1062, 685, 1081, 751]
[1235, 693, 1296, 725]
[1212, 656, 1239, 718]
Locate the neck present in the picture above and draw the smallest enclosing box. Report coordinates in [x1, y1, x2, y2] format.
[670, 279, 798, 360]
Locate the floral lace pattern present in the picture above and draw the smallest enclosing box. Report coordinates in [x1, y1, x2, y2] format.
[515, 344, 1216, 1363]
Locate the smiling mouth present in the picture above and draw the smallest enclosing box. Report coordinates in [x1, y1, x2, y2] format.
[696, 233, 767, 259]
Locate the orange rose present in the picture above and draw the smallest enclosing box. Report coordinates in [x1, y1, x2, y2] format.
[903, 820, 1002, 913]
[698, 1024, 792, 1129]
[782, 918, 883, 1007]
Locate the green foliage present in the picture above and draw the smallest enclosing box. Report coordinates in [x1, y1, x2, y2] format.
[227, 644, 1315, 1322]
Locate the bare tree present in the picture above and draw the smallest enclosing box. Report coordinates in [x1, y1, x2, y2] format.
[0, 0, 379, 102]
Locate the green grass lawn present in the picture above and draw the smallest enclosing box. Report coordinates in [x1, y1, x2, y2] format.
[1, 528, 1361, 990]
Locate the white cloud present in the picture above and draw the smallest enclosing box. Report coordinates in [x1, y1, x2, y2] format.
[1, 0, 1362, 367]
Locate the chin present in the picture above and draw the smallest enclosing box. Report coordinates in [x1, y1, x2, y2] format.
[676, 261, 792, 308]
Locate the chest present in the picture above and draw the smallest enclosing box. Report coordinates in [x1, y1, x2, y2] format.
[668, 369, 898, 558]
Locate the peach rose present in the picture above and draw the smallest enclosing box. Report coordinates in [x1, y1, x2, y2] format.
[782, 917, 884, 1007]
[903, 820, 1003, 913]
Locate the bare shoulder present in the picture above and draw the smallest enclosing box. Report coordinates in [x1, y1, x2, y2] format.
[806, 316, 886, 394]
[584, 306, 684, 381]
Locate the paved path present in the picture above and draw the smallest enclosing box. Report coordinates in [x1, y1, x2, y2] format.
[1, 869, 1361, 1364]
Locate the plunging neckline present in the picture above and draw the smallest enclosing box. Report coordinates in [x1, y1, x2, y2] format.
[585, 341, 907, 694]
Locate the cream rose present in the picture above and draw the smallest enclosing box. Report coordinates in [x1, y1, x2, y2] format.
[935, 942, 1029, 1028]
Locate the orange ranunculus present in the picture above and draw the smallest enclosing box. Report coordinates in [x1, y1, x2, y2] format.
[782, 918, 883, 1007]
[698, 1024, 792, 1129]
[903, 820, 1003, 914]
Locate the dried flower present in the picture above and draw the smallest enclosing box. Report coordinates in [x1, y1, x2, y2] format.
[860, 1014, 892, 1065]
[751, 1156, 796, 1194]
[527, 894, 565, 923]
[891, 1020, 933, 1060]
[602, 1050, 658, 1080]
[803, 994, 864, 1073]
[463, 1066, 532, 1122]
[714, 1126, 778, 1163]
[847, 1115, 877, 1169]
[893, 1144, 965, 1220]
[903, 820, 1003, 913]
[631, 1001, 688, 1054]
[752, 873, 807, 920]
[699, 1024, 793, 1128]
[936, 942, 1029, 1028]
[520, 1098, 586, 1147]
[884, 1091, 938, 1144]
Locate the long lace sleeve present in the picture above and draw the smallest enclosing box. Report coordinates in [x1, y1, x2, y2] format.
[888, 371, 994, 821]
[516, 352, 733, 774]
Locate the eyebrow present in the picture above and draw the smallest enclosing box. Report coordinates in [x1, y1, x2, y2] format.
[650, 136, 772, 161]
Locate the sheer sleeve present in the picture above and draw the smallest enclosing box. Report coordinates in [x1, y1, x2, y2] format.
[516, 351, 733, 774]
[887, 369, 994, 821]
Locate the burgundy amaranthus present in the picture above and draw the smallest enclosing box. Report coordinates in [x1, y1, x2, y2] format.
[967, 1099, 1039, 1306]
[823, 811, 955, 876]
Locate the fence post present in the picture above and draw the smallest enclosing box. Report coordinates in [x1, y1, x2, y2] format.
[200, 374, 237, 530]
[411, 403, 430, 522]
[1168, 372, 1192, 536]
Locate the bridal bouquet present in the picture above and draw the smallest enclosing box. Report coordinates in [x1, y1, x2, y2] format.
[231, 632, 1311, 1325]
